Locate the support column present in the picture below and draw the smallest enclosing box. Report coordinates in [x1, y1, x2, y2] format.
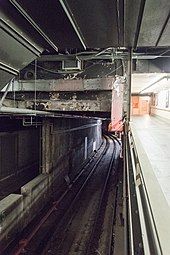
[111, 76, 124, 132]
[127, 48, 133, 122]
[42, 119, 52, 173]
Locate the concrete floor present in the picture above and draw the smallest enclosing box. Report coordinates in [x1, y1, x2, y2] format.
[131, 115, 170, 207]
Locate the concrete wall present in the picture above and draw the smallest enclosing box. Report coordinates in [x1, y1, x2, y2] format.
[2, 90, 112, 112]
[1, 78, 113, 113]
[42, 117, 102, 176]
[0, 117, 102, 252]
[131, 96, 150, 116]
[151, 90, 170, 120]
[6, 77, 114, 91]
[151, 106, 170, 120]
[0, 128, 40, 188]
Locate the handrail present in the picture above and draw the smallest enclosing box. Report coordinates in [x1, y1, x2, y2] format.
[128, 128, 162, 255]
[125, 121, 170, 255]
[123, 122, 144, 255]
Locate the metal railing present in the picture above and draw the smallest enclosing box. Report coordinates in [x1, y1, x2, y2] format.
[124, 121, 162, 255]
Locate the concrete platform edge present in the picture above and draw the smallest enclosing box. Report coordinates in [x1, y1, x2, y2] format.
[130, 122, 170, 255]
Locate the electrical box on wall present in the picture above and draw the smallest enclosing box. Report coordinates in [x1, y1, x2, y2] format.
[62, 60, 81, 70]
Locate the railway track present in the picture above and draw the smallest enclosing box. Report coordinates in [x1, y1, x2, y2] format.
[85, 134, 119, 255]
[4, 134, 121, 255]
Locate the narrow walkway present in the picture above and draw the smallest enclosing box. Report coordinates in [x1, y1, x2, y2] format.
[131, 115, 170, 206]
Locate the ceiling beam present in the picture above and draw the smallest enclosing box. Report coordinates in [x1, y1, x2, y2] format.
[9, 0, 59, 51]
[156, 11, 170, 46]
[133, 0, 146, 49]
[37, 53, 170, 62]
[0, 63, 19, 76]
[59, 0, 87, 50]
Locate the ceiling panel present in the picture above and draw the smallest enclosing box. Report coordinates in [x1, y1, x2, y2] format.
[65, 0, 119, 48]
[158, 19, 170, 46]
[0, 28, 38, 70]
[14, 0, 83, 49]
[3, 0, 169, 49]
[138, 0, 170, 47]
[132, 73, 167, 93]
[0, 3, 43, 90]
[124, 0, 142, 47]
[0, 0, 55, 51]
[0, 70, 14, 91]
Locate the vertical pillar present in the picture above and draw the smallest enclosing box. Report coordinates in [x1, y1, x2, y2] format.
[111, 77, 124, 132]
[84, 136, 87, 159]
[127, 48, 133, 122]
[42, 119, 52, 173]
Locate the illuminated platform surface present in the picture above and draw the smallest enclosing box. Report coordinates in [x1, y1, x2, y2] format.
[131, 115, 170, 254]
[132, 115, 170, 207]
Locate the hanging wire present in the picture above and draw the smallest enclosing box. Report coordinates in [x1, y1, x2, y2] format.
[34, 59, 37, 111]
[31, 60, 104, 76]
[31, 63, 62, 74]
[105, 64, 123, 76]
[12, 78, 16, 107]
[0, 79, 13, 108]
[31, 55, 123, 79]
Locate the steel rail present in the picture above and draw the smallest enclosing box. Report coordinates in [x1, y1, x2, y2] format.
[11, 137, 109, 255]
[41, 136, 111, 254]
[85, 134, 119, 255]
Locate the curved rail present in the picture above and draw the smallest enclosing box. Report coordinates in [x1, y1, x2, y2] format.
[85, 134, 120, 254]
[6, 136, 109, 255]
[43, 134, 120, 255]
[6, 134, 121, 255]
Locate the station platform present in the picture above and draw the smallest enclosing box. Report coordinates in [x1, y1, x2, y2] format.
[131, 115, 170, 207]
[130, 115, 170, 254]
